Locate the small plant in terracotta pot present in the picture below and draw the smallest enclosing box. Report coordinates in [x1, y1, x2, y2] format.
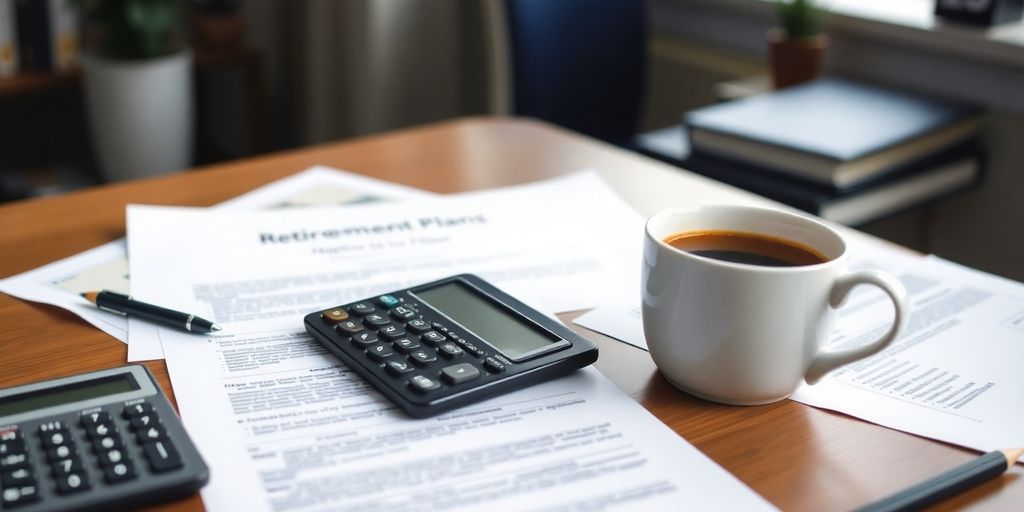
[769, 0, 827, 89]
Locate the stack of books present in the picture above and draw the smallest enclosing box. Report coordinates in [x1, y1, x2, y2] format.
[680, 78, 984, 226]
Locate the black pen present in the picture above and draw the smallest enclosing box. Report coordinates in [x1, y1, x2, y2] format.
[81, 290, 222, 334]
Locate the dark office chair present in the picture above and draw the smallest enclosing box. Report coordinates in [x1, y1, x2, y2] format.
[503, 0, 647, 146]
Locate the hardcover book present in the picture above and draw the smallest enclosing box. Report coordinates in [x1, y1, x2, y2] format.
[683, 142, 983, 226]
[684, 78, 980, 188]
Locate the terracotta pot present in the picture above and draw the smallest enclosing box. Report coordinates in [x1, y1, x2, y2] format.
[768, 28, 828, 89]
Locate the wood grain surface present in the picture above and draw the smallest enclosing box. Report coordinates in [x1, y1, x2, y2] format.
[0, 118, 1018, 511]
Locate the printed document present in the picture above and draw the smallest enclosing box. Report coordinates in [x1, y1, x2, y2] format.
[128, 172, 773, 510]
[157, 318, 772, 511]
[574, 235, 1024, 454]
[126, 172, 644, 322]
[0, 166, 431, 358]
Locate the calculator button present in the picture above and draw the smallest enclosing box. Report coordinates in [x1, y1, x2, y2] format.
[378, 325, 407, 341]
[406, 318, 431, 333]
[366, 344, 395, 362]
[0, 438, 25, 456]
[384, 359, 414, 377]
[408, 375, 441, 394]
[350, 331, 380, 349]
[129, 413, 161, 431]
[46, 444, 77, 462]
[1, 467, 33, 487]
[420, 331, 447, 345]
[392, 338, 421, 353]
[123, 402, 154, 419]
[0, 430, 20, 441]
[136, 425, 168, 444]
[438, 342, 465, 359]
[97, 447, 128, 466]
[335, 320, 364, 334]
[92, 435, 124, 452]
[320, 308, 349, 324]
[484, 357, 506, 373]
[142, 440, 183, 473]
[348, 302, 376, 315]
[441, 363, 481, 385]
[363, 314, 391, 328]
[376, 295, 401, 309]
[1, 484, 39, 506]
[408, 349, 437, 367]
[103, 460, 137, 484]
[390, 306, 417, 321]
[0, 453, 29, 470]
[40, 429, 71, 448]
[85, 422, 117, 439]
[55, 471, 90, 494]
[82, 411, 112, 428]
[51, 458, 83, 477]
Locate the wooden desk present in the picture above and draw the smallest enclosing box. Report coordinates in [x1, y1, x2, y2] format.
[0, 118, 1018, 511]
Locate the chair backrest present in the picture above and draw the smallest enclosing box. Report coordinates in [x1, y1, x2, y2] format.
[504, 0, 646, 145]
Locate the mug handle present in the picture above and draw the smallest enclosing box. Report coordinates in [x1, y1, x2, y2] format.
[804, 270, 909, 384]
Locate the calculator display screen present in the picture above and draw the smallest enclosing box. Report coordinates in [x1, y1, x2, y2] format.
[0, 375, 139, 417]
[414, 281, 559, 360]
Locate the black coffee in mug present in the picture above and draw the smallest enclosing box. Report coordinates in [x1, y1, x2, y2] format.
[663, 230, 828, 267]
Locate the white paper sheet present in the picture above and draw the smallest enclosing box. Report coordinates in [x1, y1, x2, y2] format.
[128, 172, 772, 511]
[124, 166, 435, 361]
[0, 240, 133, 341]
[0, 166, 432, 359]
[126, 172, 644, 323]
[575, 301, 647, 350]
[573, 239, 1024, 454]
[156, 317, 773, 511]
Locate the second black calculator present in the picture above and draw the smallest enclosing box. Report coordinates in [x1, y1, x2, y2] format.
[304, 274, 598, 417]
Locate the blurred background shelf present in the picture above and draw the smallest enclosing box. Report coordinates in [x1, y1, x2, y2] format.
[0, 69, 77, 97]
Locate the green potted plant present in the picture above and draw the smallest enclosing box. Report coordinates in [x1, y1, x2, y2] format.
[75, 0, 192, 182]
[769, 0, 827, 89]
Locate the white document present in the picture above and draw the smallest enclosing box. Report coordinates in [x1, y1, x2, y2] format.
[0, 166, 431, 358]
[127, 172, 772, 510]
[573, 239, 1024, 454]
[575, 302, 647, 350]
[126, 172, 644, 323]
[790, 246, 1024, 453]
[157, 317, 773, 511]
[0, 240, 133, 341]
[124, 166, 434, 361]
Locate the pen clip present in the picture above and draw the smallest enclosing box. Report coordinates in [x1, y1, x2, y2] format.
[98, 305, 127, 316]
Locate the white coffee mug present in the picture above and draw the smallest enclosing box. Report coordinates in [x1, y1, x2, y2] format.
[641, 205, 909, 405]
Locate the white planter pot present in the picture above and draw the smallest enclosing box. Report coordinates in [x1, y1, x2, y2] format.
[81, 51, 194, 182]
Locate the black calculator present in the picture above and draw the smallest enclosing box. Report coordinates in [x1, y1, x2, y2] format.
[0, 365, 208, 511]
[304, 274, 599, 418]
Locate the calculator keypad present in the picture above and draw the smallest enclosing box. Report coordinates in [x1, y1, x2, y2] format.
[319, 296, 509, 403]
[0, 399, 197, 508]
[0, 429, 39, 508]
[305, 276, 599, 419]
[0, 366, 210, 511]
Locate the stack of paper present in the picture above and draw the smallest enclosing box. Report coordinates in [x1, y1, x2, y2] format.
[123, 170, 774, 511]
[3, 167, 776, 511]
